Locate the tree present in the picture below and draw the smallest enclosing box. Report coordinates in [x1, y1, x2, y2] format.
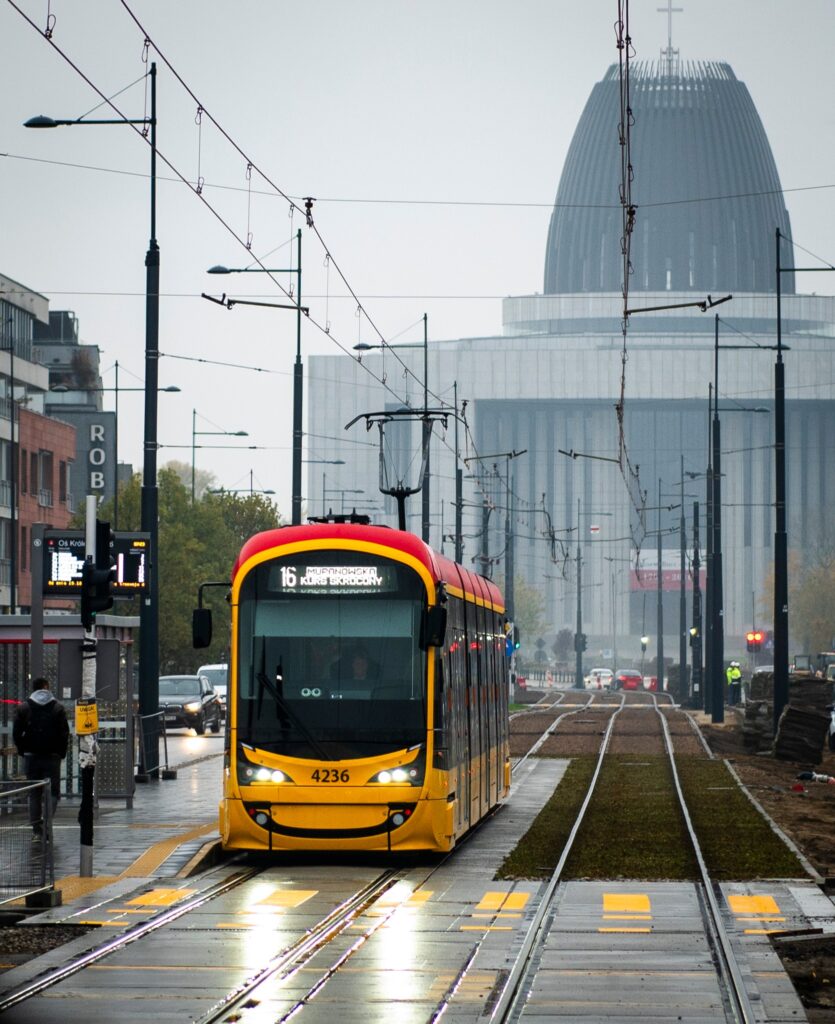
[552, 628, 573, 664]
[509, 577, 545, 646]
[163, 459, 217, 502]
[89, 468, 282, 673]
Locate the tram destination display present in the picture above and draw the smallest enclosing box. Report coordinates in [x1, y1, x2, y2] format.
[269, 563, 400, 594]
[43, 530, 150, 596]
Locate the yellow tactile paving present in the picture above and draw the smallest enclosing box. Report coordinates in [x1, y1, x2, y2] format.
[252, 889, 318, 909]
[600, 892, 652, 932]
[603, 893, 651, 914]
[120, 823, 217, 877]
[728, 894, 785, 934]
[728, 894, 781, 916]
[127, 887, 197, 907]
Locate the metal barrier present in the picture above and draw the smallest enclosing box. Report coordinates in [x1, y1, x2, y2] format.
[136, 711, 177, 780]
[0, 779, 55, 906]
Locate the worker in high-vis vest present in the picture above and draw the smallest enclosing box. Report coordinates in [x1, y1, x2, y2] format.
[726, 661, 742, 706]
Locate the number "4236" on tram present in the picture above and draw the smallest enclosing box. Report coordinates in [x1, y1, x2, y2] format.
[192, 520, 511, 852]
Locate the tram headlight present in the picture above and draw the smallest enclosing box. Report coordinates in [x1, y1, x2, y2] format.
[236, 745, 294, 786]
[369, 764, 420, 785]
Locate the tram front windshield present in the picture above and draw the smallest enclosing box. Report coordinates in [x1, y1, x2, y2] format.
[237, 553, 426, 759]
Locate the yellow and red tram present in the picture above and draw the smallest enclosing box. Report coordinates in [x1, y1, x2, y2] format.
[209, 521, 510, 852]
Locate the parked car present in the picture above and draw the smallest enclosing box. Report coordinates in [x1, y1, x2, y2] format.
[159, 675, 222, 734]
[613, 668, 643, 691]
[585, 668, 614, 690]
[197, 663, 228, 716]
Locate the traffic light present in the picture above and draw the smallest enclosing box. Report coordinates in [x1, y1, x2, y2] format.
[746, 630, 763, 652]
[80, 520, 116, 630]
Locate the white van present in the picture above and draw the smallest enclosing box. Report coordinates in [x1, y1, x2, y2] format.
[197, 663, 228, 716]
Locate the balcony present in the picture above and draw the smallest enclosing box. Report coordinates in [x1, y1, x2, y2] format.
[63, 493, 75, 514]
[37, 489, 53, 508]
[0, 481, 10, 510]
[0, 559, 10, 585]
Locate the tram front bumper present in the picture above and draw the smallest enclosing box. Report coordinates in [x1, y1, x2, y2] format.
[224, 791, 450, 851]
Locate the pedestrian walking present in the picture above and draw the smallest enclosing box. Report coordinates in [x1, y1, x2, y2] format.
[13, 677, 70, 840]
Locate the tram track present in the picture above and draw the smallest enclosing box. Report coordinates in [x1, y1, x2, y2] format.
[487, 694, 759, 1023]
[0, 692, 800, 1023]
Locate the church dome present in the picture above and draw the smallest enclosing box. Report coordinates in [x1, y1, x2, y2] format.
[543, 61, 794, 295]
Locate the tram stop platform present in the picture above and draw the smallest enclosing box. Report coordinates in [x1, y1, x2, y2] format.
[31, 750, 224, 910]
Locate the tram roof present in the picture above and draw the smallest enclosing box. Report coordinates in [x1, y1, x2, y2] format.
[234, 523, 505, 612]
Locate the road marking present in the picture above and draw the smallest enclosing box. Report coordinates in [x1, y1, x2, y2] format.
[254, 889, 318, 909]
[128, 887, 196, 907]
[728, 894, 780, 916]
[599, 893, 652, 932]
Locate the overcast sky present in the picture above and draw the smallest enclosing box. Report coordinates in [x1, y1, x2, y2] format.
[2, 1, 833, 514]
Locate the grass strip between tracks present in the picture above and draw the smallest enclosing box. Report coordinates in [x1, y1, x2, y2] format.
[496, 755, 806, 881]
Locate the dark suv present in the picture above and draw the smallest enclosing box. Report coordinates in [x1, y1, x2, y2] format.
[159, 675, 222, 734]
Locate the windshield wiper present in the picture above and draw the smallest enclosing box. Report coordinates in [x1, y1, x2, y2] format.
[255, 668, 332, 762]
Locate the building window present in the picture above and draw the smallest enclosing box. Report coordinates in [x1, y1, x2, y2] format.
[20, 448, 27, 494]
[20, 526, 27, 572]
[38, 450, 54, 508]
[30, 452, 37, 496]
[59, 460, 67, 502]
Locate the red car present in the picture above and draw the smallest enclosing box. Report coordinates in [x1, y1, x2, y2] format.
[614, 668, 643, 690]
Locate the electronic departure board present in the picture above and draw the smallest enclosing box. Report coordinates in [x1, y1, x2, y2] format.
[43, 531, 150, 596]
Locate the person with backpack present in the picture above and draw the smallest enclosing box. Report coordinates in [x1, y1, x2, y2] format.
[13, 677, 70, 841]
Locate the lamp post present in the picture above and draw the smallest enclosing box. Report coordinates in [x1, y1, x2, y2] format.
[301, 460, 345, 518]
[51, 365, 180, 528]
[774, 230, 834, 729]
[2, 315, 16, 613]
[208, 228, 304, 524]
[572, 503, 613, 688]
[26, 63, 163, 777]
[191, 410, 248, 503]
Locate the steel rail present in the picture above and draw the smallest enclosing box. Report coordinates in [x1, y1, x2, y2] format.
[0, 861, 262, 1014]
[511, 692, 605, 772]
[655, 702, 757, 1023]
[488, 699, 626, 1022]
[196, 869, 401, 1024]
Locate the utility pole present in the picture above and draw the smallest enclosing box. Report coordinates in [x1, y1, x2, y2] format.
[691, 500, 703, 703]
[679, 456, 687, 696]
[575, 498, 584, 689]
[704, 387, 714, 715]
[505, 470, 514, 618]
[79, 496, 98, 876]
[657, 478, 665, 692]
[453, 382, 463, 563]
[711, 317, 725, 723]
[421, 313, 430, 543]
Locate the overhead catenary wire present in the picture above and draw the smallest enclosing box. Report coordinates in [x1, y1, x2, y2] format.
[4, 152, 833, 210]
[5, 1, 441, 424]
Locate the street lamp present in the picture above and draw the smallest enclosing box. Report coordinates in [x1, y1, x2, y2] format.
[571, 502, 613, 689]
[774, 230, 834, 731]
[26, 63, 163, 778]
[1, 316, 17, 612]
[51, 362, 181, 527]
[191, 410, 248, 503]
[207, 229, 304, 524]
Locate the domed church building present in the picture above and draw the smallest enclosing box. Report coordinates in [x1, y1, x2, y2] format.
[307, 55, 835, 670]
